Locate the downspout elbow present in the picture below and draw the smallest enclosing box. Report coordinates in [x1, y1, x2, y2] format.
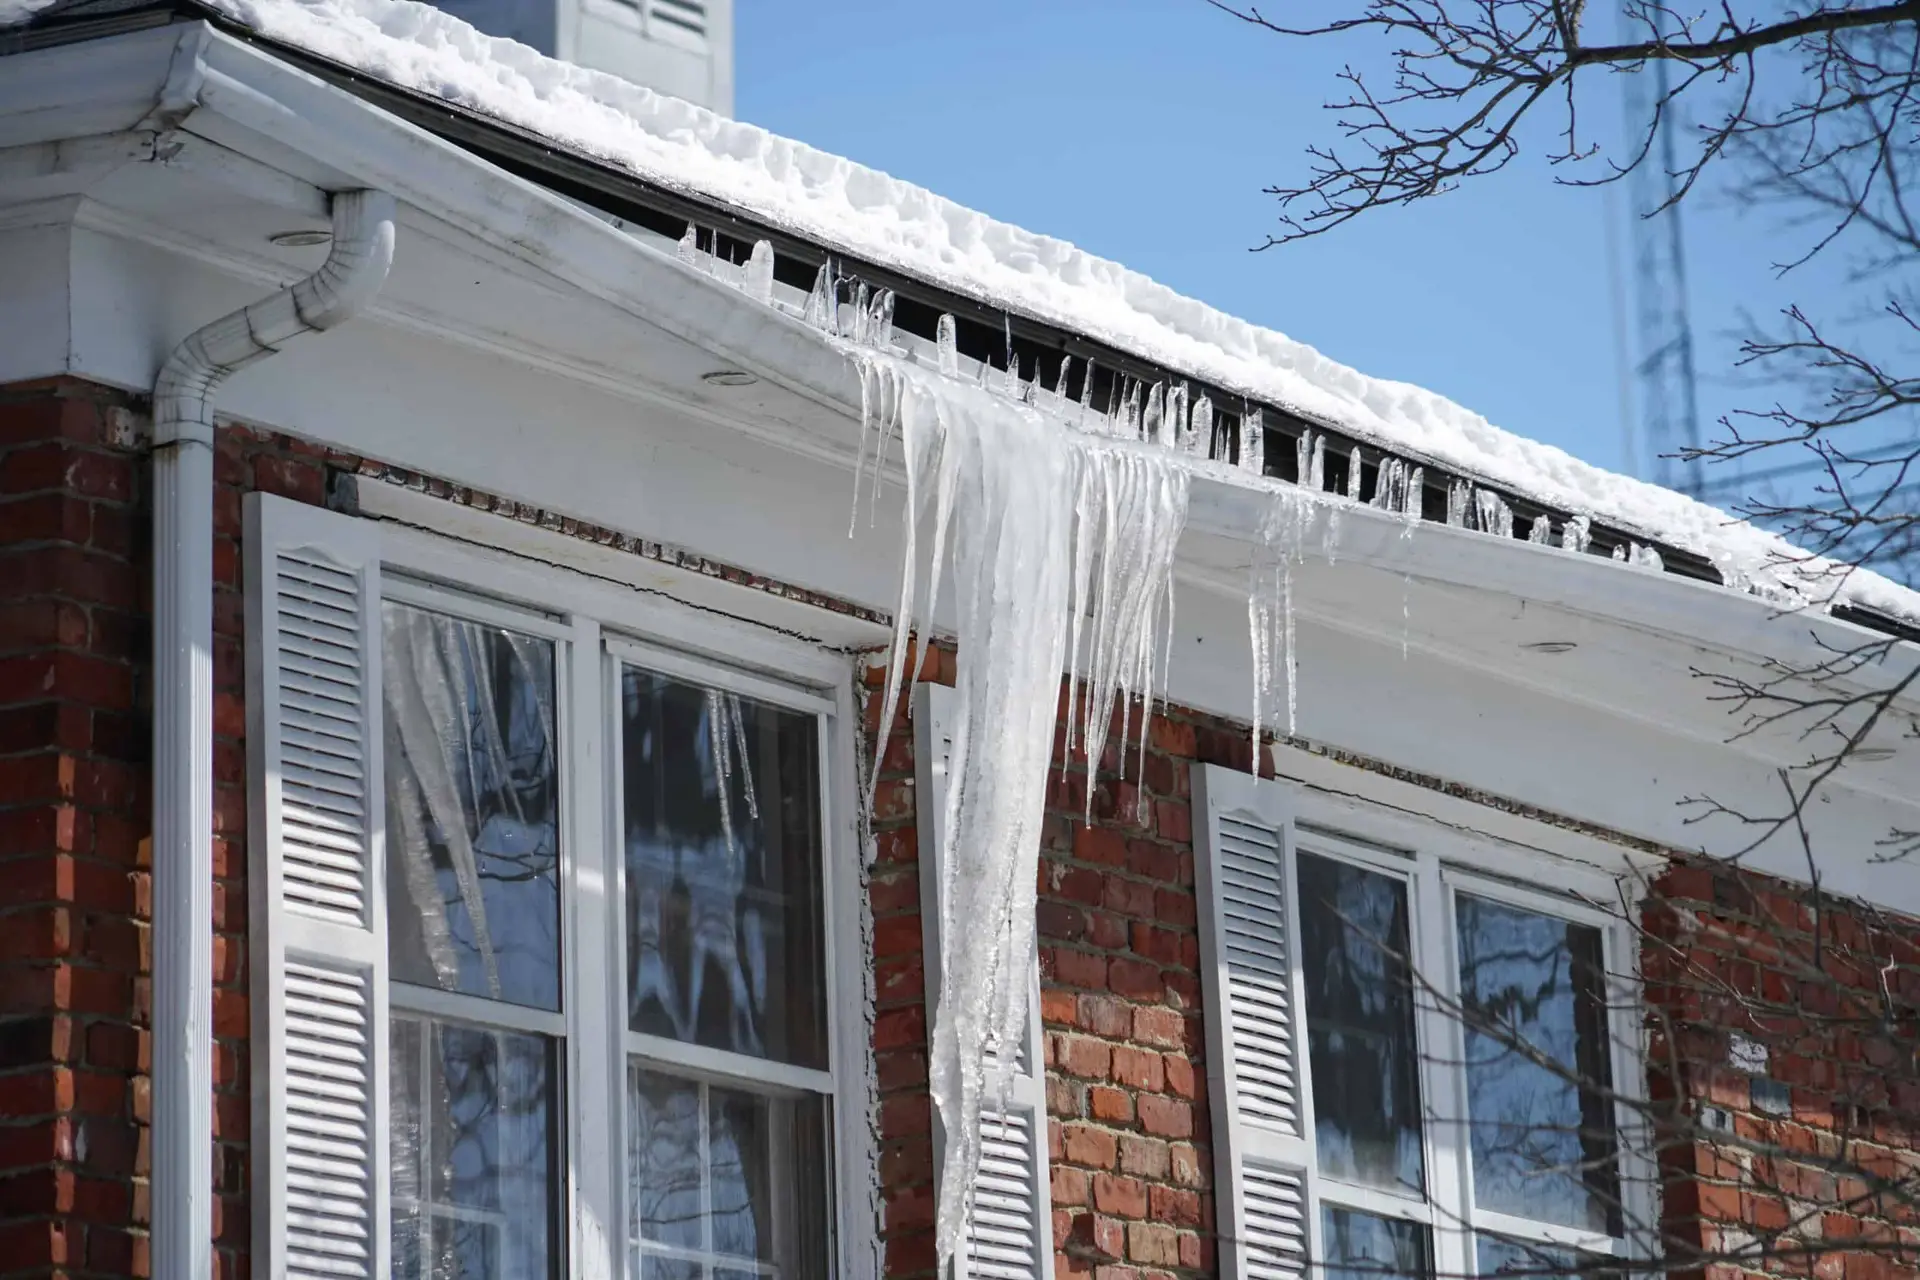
[153, 188, 398, 446]
[149, 186, 395, 1280]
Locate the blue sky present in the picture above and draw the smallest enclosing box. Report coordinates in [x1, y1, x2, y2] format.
[735, 0, 1862, 489]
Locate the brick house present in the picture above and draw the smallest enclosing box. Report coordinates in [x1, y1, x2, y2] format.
[2, 5, 1918, 1280]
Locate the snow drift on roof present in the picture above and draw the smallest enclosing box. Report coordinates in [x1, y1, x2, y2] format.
[0, 0, 64, 22]
[11, 0, 1913, 621]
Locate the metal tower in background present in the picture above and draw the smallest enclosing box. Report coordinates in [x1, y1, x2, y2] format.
[1624, 39, 1707, 497]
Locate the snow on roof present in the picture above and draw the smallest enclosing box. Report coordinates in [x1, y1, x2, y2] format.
[11, 0, 1915, 624]
[0, 0, 63, 21]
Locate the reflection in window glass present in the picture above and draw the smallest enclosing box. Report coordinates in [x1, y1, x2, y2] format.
[1456, 894, 1621, 1235]
[391, 1015, 558, 1280]
[384, 602, 561, 1011]
[1476, 1234, 1616, 1280]
[1298, 853, 1425, 1195]
[621, 668, 827, 1067]
[628, 1065, 830, 1280]
[1320, 1206, 1429, 1280]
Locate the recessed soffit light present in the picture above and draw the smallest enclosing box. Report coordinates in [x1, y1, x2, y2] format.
[1852, 747, 1898, 763]
[268, 229, 333, 248]
[701, 370, 759, 387]
[1520, 640, 1579, 654]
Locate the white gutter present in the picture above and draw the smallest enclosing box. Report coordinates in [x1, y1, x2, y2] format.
[150, 187, 396, 1280]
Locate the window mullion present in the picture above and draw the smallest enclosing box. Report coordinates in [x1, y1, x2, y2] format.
[563, 616, 620, 1280]
[1412, 851, 1473, 1280]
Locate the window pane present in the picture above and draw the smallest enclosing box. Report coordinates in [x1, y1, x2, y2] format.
[391, 1014, 559, 1280]
[1298, 852, 1424, 1194]
[1476, 1234, 1618, 1280]
[384, 602, 561, 1011]
[629, 1070, 704, 1251]
[1320, 1206, 1429, 1280]
[640, 1258, 705, 1280]
[628, 1064, 830, 1280]
[1456, 894, 1621, 1235]
[621, 668, 827, 1067]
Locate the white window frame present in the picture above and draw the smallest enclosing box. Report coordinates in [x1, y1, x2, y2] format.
[1200, 762, 1657, 1280]
[374, 514, 876, 1280]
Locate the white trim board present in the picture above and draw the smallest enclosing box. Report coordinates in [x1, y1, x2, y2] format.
[358, 478, 889, 657]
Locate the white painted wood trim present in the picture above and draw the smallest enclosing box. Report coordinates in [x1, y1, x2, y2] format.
[368, 490, 880, 682]
[245, 492, 391, 1280]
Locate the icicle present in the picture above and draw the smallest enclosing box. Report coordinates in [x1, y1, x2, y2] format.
[1563, 514, 1592, 554]
[1187, 394, 1213, 456]
[1631, 543, 1665, 571]
[1308, 436, 1326, 492]
[1447, 480, 1472, 528]
[1475, 489, 1512, 537]
[745, 240, 775, 305]
[1402, 468, 1424, 522]
[1296, 431, 1315, 489]
[1122, 380, 1143, 437]
[1249, 489, 1312, 757]
[1345, 446, 1363, 500]
[867, 289, 896, 351]
[1164, 383, 1189, 452]
[851, 283, 873, 345]
[936, 314, 959, 376]
[1324, 481, 1346, 564]
[676, 222, 700, 264]
[803, 263, 832, 330]
[1611, 543, 1629, 562]
[1240, 408, 1266, 475]
[1054, 355, 1074, 402]
[851, 352, 1192, 1273]
[1529, 515, 1553, 545]
[1370, 459, 1400, 510]
[1142, 383, 1165, 448]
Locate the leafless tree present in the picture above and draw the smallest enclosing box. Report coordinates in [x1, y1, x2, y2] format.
[1208, 1, 1920, 1273]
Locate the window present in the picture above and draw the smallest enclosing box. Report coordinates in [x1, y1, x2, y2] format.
[245, 494, 860, 1280]
[615, 659, 834, 1280]
[384, 595, 565, 1279]
[1196, 766, 1640, 1280]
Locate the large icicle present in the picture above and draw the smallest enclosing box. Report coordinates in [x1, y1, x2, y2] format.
[852, 351, 1191, 1271]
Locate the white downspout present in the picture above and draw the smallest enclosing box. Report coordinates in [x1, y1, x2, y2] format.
[150, 188, 396, 1280]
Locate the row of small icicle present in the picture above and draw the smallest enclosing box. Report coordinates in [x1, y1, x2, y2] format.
[677, 222, 1682, 1274]
[677, 224, 1679, 570]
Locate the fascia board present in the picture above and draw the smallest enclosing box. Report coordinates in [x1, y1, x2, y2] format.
[0, 23, 185, 148]
[1186, 475, 1920, 714]
[180, 25, 857, 413]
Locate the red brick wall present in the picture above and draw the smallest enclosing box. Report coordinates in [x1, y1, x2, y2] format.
[14, 380, 1920, 1280]
[865, 655, 1272, 1280]
[0, 382, 418, 1280]
[1645, 860, 1920, 1280]
[0, 380, 152, 1279]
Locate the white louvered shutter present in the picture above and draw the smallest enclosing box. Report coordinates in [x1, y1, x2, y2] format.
[245, 493, 389, 1280]
[1194, 764, 1316, 1280]
[914, 681, 1053, 1280]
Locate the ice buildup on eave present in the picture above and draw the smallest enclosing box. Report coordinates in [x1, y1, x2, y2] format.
[43, 0, 1919, 624]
